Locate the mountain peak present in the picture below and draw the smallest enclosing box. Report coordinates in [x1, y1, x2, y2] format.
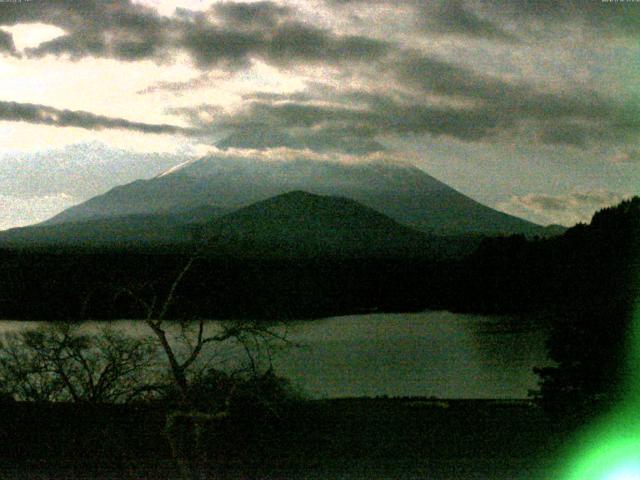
[273, 190, 319, 200]
[212, 190, 384, 224]
[42, 153, 543, 236]
[196, 190, 433, 258]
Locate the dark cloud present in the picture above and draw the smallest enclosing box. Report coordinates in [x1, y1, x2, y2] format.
[180, 56, 639, 153]
[483, 0, 640, 36]
[175, 87, 499, 154]
[28, 29, 169, 62]
[0, 29, 17, 56]
[178, 17, 389, 68]
[162, 38, 639, 154]
[28, 33, 107, 59]
[324, 0, 390, 3]
[173, 100, 387, 153]
[2, 0, 637, 69]
[398, 55, 611, 120]
[398, 55, 524, 102]
[381, 103, 497, 140]
[538, 122, 589, 148]
[326, 0, 518, 41]
[0, 0, 172, 60]
[179, 23, 261, 68]
[1, 0, 390, 67]
[0, 1, 164, 32]
[2, 0, 637, 154]
[211, 1, 292, 29]
[216, 124, 385, 154]
[520, 194, 570, 212]
[424, 0, 519, 42]
[0, 100, 199, 135]
[328, 0, 640, 38]
[265, 23, 388, 64]
[0, 1, 164, 61]
[395, 53, 640, 149]
[507, 191, 629, 214]
[221, 101, 372, 129]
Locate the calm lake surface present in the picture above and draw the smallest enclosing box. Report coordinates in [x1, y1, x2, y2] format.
[0, 311, 551, 399]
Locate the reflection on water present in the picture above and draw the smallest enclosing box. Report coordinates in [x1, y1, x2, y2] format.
[274, 312, 551, 399]
[0, 311, 550, 399]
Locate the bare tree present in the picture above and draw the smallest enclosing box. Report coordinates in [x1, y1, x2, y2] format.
[119, 258, 289, 402]
[118, 256, 291, 480]
[0, 323, 159, 403]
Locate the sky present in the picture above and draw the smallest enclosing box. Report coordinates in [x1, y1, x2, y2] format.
[0, 0, 639, 229]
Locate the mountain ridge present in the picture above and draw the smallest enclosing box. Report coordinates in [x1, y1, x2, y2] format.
[41, 154, 548, 237]
[0, 190, 482, 259]
[196, 190, 437, 258]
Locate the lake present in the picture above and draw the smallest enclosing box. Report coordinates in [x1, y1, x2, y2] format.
[0, 311, 551, 399]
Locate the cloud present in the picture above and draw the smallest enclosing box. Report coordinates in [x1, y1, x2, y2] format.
[171, 100, 388, 153]
[0, 141, 187, 200]
[171, 88, 501, 154]
[0, 1, 172, 61]
[177, 144, 410, 167]
[216, 124, 386, 154]
[264, 23, 389, 65]
[26, 13, 170, 61]
[178, 23, 261, 68]
[210, 1, 292, 29]
[397, 54, 612, 120]
[168, 48, 636, 154]
[0, 193, 78, 231]
[335, 0, 640, 39]
[0, 29, 18, 56]
[483, 0, 640, 37]
[394, 53, 640, 150]
[2, 0, 638, 156]
[1, 1, 390, 68]
[326, 0, 521, 47]
[136, 72, 225, 95]
[537, 122, 589, 148]
[498, 190, 632, 226]
[153, 38, 640, 155]
[0, 100, 200, 135]
[178, 16, 390, 69]
[423, 0, 520, 42]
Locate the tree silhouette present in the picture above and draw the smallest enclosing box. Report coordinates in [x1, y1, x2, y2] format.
[533, 197, 640, 421]
[118, 255, 291, 480]
[0, 323, 158, 403]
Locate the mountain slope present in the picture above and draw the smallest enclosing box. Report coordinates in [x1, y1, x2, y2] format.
[0, 142, 185, 231]
[197, 190, 439, 257]
[0, 206, 227, 248]
[0, 191, 475, 258]
[43, 154, 543, 236]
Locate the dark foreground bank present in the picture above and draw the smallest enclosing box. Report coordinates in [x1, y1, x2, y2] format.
[0, 398, 569, 479]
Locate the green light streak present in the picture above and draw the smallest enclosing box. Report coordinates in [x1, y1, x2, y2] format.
[559, 299, 640, 479]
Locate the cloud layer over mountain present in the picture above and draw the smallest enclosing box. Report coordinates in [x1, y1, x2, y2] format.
[0, 0, 638, 227]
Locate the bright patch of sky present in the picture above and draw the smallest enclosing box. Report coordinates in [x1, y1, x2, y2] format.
[134, 0, 212, 17]
[0, 193, 78, 230]
[1, 23, 65, 51]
